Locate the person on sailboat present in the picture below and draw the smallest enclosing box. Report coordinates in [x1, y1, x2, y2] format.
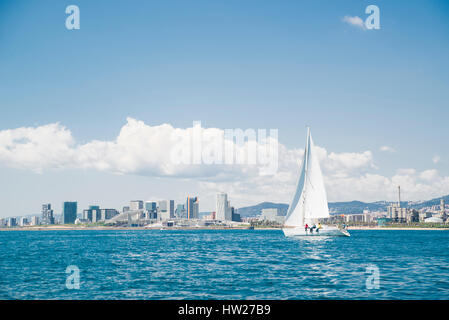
[305, 223, 309, 232]
[318, 222, 322, 231]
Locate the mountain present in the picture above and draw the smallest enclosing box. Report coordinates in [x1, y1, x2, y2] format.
[236, 195, 449, 217]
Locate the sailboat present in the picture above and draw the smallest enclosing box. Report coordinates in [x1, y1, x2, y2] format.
[282, 128, 350, 237]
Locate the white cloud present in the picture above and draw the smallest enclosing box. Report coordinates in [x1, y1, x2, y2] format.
[342, 16, 366, 30]
[0, 119, 448, 204]
[380, 146, 395, 153]
[433, 155, 441, 164]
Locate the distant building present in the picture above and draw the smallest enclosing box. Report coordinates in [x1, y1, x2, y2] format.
[387, 204, 407, 223]
[101, 209, 118, 221]
[231, 208, 241, 222]
[123, 206, 130, 213]
[7, 217, 17, 227]
[424, 216, 444, 224]
[145, 201, 157, 219]
[176, 204, 186, 219]
[19, 217, 28, 226]
[130, 200, 144, 211]
[41, 204, 54, 225]
[216, 193, 233, 221]
[441, 199, 446, 214]
[30, 216, 39, 226]
[158, 200, 175, 221]
[62, 202, 77, 224]
[261, 208, 284, 224]
[186, 196, 199, 219]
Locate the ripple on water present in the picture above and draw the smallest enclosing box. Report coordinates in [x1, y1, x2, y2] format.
[1, 230, 449, 299]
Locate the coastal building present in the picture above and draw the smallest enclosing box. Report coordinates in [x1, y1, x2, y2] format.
[83, 205, 100, 222]
[216, 193, 233, 221]
[260, 208, 284, 224]
[231, 208, 241, 222]
[176, 204, 186, 219]
[186, 196, 199, 219]
[30, 216, 39, 226]
[387, 204, 407, 223]
[145, 201, 157, 219]
[123, 206, 130, 213]
[441, 199, 446, 215]
[345, 214, 365, 223]
[41, 203, 54, 225]
[130, 200, 144, 211]
[158, 200, 175, 221]
[7, 217, 17, 227]
[101, 209, 118, 221]
[62, 202, 77, 224]
[19, 217, 28, 226]
[216, 193, 228, 221]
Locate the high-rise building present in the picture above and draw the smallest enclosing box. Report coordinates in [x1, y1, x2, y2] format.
[41, 204, 54, 225]
[130, 200, 144, 211]
[7, 217, 16, 227]
[19, 217, 28, 226]
[186, 196, 199, 219]
[176, 204, 186, 219]
[216, 193, 232, 221]
[158, 200, 175, 221]
[101, 209, 118, 221]
[62, 202, 77, 224]
[30, 216, 39, 226]
[145, 201, 158, 219]
[441, 199, 446, 214]
[216, 193, 228, 221]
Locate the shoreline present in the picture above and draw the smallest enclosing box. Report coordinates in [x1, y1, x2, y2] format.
[1, 226, 448, 231]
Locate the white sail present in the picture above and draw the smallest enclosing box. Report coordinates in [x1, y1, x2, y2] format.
[284, 128, 329, 227]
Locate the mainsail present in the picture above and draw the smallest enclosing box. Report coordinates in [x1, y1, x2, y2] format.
[284, 128, 329, 226]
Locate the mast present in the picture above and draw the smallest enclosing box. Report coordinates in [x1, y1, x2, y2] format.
[302, 127, 310, 225]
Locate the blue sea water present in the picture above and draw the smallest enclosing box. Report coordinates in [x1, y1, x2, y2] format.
[0, 229, 449, 300]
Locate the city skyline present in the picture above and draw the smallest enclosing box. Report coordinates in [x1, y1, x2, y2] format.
[1, 1, 449, 217]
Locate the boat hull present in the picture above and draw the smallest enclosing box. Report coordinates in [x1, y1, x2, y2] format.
[282, 225, 350, 237]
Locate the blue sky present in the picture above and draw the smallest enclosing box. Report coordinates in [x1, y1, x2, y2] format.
[1, 0, 448, 216]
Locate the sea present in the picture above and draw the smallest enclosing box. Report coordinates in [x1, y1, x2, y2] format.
[1, 229, 448, 300]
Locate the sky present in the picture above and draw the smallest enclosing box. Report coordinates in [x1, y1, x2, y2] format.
[1, 0, 449, 217]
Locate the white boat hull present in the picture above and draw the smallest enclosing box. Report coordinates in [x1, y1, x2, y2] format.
[282, 225, 350, 237]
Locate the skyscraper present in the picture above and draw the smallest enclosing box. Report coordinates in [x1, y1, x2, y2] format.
[62, 202, 77, 224]
[216, 193, 232, 221]
[176, 204, 186, 219]
[41, 204, 54, 225]
[216, 193, 228, 221]
[186, 196, 199, 219]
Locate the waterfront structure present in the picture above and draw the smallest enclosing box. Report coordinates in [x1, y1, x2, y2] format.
[145, 201, 157, 219]
[7, 217, 17, 227]
[19, 217, 28, 226]
[62, 202, 77, 224]
[30, 216, 39, 226]
[130, 200, 144, 211]
[41, 203, 54, 225]
[158, 200, 175, 221]
[186, 196, 199, 219]
[216, 193, 232, 221]
[83, 206, 117, 222]
[231, 208, 241, 222]
[261, 208, 283, 224]
[101, 209, 118, 221]
[123, 206, 130, 212]
[176, 204, 186, 219]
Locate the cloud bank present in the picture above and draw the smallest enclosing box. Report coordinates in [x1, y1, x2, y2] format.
[1, 118, 447, 204]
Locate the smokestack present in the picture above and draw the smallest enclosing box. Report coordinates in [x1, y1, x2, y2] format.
[398, 185, 401, 208]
